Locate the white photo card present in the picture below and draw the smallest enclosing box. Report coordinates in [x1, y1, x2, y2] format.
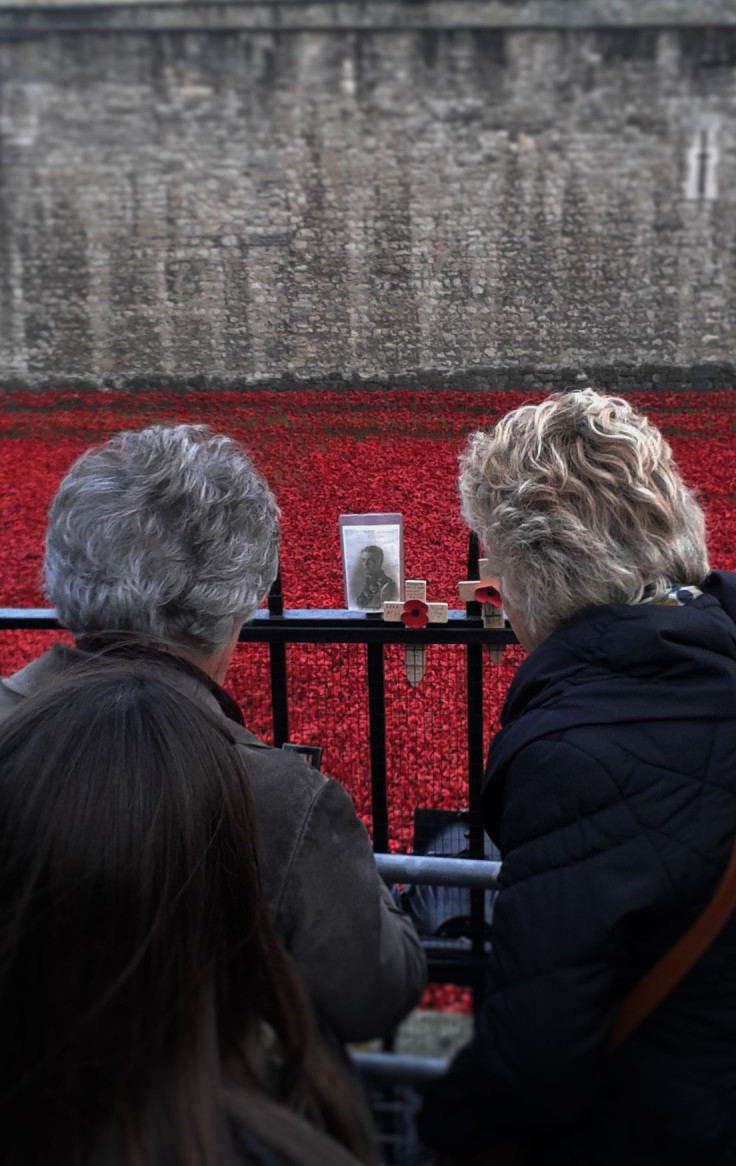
[339, 513, 404, 612]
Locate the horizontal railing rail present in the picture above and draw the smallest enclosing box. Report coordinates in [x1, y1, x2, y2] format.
[351, 1050, 449, 1085]
[0, 608, 61, 629]
[375, 853, 500, 889]
[0, 606, 518, 645]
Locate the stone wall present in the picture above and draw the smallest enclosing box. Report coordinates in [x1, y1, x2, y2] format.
[1, 8, 736, 390]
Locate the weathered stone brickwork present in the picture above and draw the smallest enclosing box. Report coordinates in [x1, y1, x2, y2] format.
[1, 12, 736, 390]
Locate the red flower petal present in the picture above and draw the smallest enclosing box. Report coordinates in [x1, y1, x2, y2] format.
[401, 599, 429, 628]
[474, 582, 503, 606]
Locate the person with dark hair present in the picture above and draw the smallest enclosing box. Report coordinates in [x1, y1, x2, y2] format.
[0, 661, 376, 1166]
[356, 546, 398, 609]
[0, 424, 425, 1043]
[418, 390, 736, 1165]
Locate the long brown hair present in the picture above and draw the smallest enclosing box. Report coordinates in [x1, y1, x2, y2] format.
[0, 662, 373, 1166]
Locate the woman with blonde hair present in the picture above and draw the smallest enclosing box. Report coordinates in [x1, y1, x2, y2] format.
[418, 390, 736, 1165]
[0, 661, 376, 1166]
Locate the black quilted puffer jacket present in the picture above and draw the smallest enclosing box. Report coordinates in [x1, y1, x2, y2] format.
[418, 571, 736, 1166]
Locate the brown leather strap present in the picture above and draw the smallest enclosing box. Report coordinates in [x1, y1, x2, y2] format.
[608, 833, 736, 1051]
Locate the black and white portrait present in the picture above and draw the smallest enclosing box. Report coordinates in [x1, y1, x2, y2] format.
[339, 514, 404, 612]
[354, 545, 399, 609]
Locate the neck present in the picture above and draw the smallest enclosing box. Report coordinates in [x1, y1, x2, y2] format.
[193, 622, 241, 686]
[74, 631, 236, 687]
[193, 646, 230, 686]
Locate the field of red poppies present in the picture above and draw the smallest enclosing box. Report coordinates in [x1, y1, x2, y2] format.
[3, 389, 736, 835]
[2, 387, 736, 1011]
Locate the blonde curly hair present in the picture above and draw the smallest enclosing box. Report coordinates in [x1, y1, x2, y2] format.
[459, 390, 709, 642]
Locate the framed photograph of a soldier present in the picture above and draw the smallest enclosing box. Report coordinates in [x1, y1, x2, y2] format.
[339, 513, 404, 612]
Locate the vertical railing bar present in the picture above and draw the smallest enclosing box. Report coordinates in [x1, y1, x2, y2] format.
[466, 529, 482, 620]
[268, 641, 290, 747]
[466, 637, 487, 1007]
[367, 638, 390, 854]
[267, 560, 289, 746]
[466, 529, 487, 988]
[467, 528, 480, 578]
[267, 560, 284, 617]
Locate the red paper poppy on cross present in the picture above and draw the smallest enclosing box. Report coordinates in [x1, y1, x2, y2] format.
[401, 599, 429, 628]
[474, 582, 502, 606]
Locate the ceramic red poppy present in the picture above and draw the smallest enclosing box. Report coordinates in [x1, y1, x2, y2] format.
[401, 599, 429, 628]
[474, 582, 502, 607]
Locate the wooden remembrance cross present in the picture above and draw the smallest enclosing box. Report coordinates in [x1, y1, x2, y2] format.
[382, 563, 506, 685]
[382, 580, 447, 686]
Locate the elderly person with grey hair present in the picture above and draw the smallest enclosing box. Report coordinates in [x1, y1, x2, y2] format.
[418, 391, 736, 1166]
[0, 424, 425, 1045]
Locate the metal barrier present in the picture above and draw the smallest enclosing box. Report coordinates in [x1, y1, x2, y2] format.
[375, 853, 500, 889]
[362, 852, 498, 1076]
[354, 853, 500, 1163]
[352, 1051, 449, 1084]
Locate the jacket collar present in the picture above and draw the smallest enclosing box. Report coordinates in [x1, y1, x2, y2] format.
[1, 646, 70, 697]
[501, 583, 736, 730]
[75, 634, 246, 727]
[482, 576, 736, 840]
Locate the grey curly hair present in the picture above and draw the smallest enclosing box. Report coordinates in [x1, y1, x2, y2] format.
[44, 424, 280, 655]
[459, 390, 709, 642]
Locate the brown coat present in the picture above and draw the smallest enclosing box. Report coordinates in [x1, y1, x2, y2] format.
[0, 645, 426, 1043]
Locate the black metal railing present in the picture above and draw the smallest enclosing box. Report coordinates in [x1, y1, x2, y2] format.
[0, 608, 516, 841]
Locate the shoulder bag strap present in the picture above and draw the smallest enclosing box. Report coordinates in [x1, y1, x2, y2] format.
[607, 832, 736, 1052]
